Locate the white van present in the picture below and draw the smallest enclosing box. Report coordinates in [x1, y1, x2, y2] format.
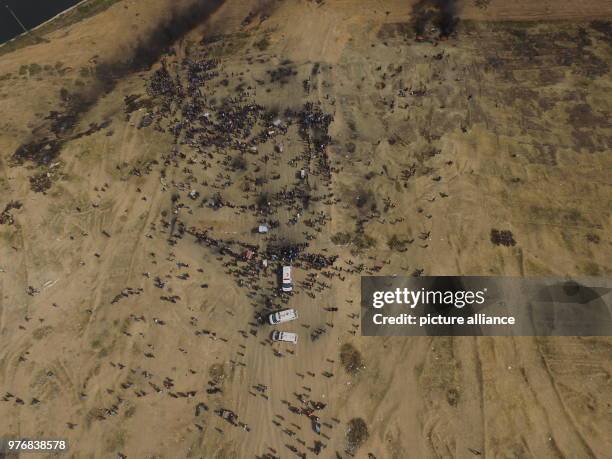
[281, 265, 293, 292]
[268, 308, 298, 325]
[271, 331, 298, 344]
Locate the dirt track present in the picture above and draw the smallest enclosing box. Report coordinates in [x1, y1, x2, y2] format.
[0, 1, 611, 458]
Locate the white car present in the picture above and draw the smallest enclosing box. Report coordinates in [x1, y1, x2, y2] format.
[271, 331, 298, 344]
[281, 265, 293, 292]
[268, 308, 298, 325]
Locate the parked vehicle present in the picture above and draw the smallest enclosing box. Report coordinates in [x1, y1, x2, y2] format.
[281, 265, 293, 292]
[268, 308, 298, 325]
[271, 330, 298, 344]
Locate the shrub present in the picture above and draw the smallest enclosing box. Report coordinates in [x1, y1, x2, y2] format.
[331, 232, 351, 245]
[340, 343, 364, 375]
[346, 418, 368, 452]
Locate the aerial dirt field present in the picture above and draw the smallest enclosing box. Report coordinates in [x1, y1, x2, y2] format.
[0, 0, 611, 458]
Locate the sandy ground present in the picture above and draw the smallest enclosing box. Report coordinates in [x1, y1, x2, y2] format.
[0, 1, 611, 458]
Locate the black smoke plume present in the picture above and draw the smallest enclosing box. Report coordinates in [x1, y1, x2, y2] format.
[13, 0, 225, 166]
[412, 0, 458, 39]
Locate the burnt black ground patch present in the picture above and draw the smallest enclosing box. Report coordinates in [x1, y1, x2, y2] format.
[12, 0, 227, 170]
